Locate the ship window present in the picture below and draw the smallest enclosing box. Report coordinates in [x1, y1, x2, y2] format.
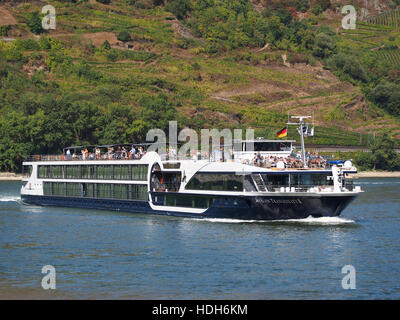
[97, 165, 104, 179]
[81, 166, 95, 179]
[65, 166, 80, 179]
[114, 165, 122, 180]
[266, 174, 289, 187]
[104, 165, 112, 179]
[163, 194, 214, 208]
[97, 184, 111, 198]
[131, 184, 147, 200]
[290, 173, 332, 187]
[311, 174, 333, 186]
[43, 182, 52, 195]
[66, 183, 81, 197]
[38, 165, 51, 179]
[114, 184, 129, 200]
[51, 166, 63, 179]
[52, 182, 65, 196]
[96, 165, 112, 180]
[185, 173, 243, 192]
[113, 165, 130, 180]
[121, 165, 130, 180]
[132, 165, 138, 180]
[83, 183, 95, 198]
[39, 166, 63, 179]
[132, 165, 148, 181]
[88, 166, 96, 179]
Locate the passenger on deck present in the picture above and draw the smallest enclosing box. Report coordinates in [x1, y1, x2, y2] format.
[129, 146, 136, 159]
[95, 148, 101, 160]
[252, 153, 257, 165]
[121, 147, 127, 159]
[107, 147, 114, 160]
[116, 146, 122, 159]
[66, 149, 71, 161]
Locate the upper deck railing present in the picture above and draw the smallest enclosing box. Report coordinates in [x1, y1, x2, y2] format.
[25, 153, 342, 171]
[25, 153, 145, 162]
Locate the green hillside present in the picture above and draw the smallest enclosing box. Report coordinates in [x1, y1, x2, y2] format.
[0, 0, 399, 171]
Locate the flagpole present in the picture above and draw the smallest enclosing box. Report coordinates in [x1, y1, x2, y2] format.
[300, 118, 307, 168]
[287, 112, 290, 139]
[287, 115, 311, 168]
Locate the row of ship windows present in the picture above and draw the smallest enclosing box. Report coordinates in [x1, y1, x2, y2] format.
[36, 165, 148, 181]
[163, 194, 214, 209]
[156, 194, 244, 209]
[43, 182, 148, 201]
[184, 173, 333, 192]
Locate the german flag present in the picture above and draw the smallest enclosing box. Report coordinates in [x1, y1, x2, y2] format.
[276, 127, 287, 138]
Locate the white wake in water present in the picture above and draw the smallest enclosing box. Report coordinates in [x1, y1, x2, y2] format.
[188, 216, 355, 225]
[0, 196, 21, 202]
[277, 216, 355, 225]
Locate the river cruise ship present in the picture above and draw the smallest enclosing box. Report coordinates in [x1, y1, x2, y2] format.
[20, 138, 362, 220]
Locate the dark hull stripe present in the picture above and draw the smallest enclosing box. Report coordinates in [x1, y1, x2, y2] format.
[21, 193, 358, 220]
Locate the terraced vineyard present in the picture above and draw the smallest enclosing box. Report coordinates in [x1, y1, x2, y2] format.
[340, 19, 400, 66]
[375, 49, 400, 66]
[340, 22, 395, 48]
[366, 9, 400, 28]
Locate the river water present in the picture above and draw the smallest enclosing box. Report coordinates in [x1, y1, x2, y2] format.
[0, 179, 399, 299]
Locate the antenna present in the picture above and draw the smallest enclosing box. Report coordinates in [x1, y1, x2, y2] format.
[286, 115, 312, 168]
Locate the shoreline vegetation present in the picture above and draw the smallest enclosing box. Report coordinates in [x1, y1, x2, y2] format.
[2, 171, 400, 181]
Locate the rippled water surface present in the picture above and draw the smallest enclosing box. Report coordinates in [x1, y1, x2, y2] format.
[0, 179, 399, 299]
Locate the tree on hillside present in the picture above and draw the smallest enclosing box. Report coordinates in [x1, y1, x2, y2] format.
[296, 0, 310, 13]
[117, 31, 131, 42]
[27, 11, 43, 35]
[311, 4, 322, 15]
[165, 0, 192, 20]
[354, 135, 400, 171]
[328, 53, 369, 83]
[315, 0, 331, 11]
[313, 33, 336, 58]
[369, 135, 400, 170]
[102, 40, 111, 50]
[368, 81, 400, 117]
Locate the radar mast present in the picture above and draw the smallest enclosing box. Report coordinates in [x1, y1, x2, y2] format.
[287, 115, 314, 168]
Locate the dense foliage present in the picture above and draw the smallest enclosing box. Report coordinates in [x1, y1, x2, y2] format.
[0, 55, 178, 171]
[0, 0, 399, 172]
[166, 0, 319, 53]
[117, 31, 131, 42]
[27, 11, 43, 35]
[354, 136, 400, 171]
[367, 81, 400, 117]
